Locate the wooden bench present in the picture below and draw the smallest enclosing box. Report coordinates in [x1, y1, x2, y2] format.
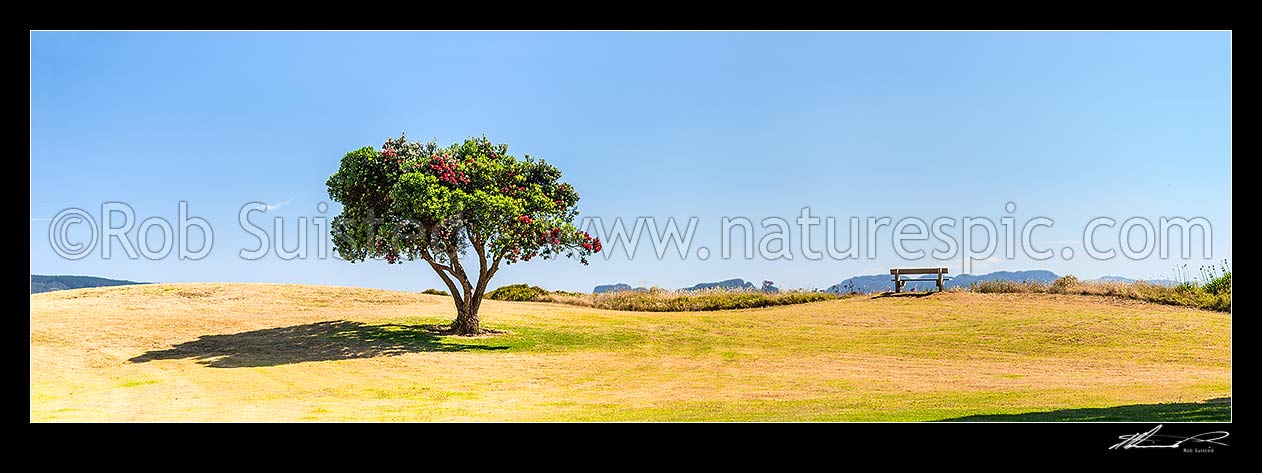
[890, 267, 951, 292]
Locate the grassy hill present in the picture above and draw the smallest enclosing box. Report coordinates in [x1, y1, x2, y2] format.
[29, 283, 1231, 421]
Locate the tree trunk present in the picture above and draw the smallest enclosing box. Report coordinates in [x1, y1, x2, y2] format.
[425, 243, 497, 336]
[450, 298, 481, 335]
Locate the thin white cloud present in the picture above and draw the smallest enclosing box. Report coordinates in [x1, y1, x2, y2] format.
[264, 200, 292, 211]
[1035, 240, 1081, 245]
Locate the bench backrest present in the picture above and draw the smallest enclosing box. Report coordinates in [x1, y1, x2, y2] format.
[889, 267, 949, 275]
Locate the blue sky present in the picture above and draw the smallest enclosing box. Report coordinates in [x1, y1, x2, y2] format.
[30, 32, 1231, 292]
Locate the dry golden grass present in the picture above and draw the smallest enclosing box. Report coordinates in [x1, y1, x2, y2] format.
[30, 283, 1231, 421]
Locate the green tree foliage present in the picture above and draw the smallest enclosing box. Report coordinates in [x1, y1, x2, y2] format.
[327, 134, 601, 334]
[486, 284, 549, 302]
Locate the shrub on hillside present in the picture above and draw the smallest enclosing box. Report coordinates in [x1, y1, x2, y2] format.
[420, 288, 450, 296]
[1203, 272, 1231, 295]
[1049, 275, 1079, 294]
[965, 275, 1229, 312]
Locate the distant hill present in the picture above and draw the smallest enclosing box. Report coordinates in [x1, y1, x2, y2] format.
[31, 275, 147, 294]
[827, 270, 1059, 294]
[593, 283, 647, 294]
[948, 270, 1059, 289]
[682, 278, 756, 292]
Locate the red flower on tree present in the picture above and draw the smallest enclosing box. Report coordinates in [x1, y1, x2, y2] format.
[428, 154, 470, 185]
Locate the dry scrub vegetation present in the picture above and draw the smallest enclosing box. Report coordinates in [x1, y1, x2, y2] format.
[967, 275, 1231, 312]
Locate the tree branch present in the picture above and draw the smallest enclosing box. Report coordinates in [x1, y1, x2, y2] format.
[420, 251, 464, 305]
[473, 237, 489, 281]
[444, 242, 474, 298]
[470, 251, 501, 318]
[487, 254, 503, 280]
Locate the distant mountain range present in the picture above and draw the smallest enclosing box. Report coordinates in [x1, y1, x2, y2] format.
[682, 278, 757, 291]
[593, 283, 647, 294]
[594, 278, 779, 294]
[827, 270, 1059, 294]
[824, 270, 1179, 294]
[31, 275, 147, 294]
[598, 272, 1109, 295]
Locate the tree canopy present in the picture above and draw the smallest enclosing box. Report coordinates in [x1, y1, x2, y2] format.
[327, 134, 600, 334]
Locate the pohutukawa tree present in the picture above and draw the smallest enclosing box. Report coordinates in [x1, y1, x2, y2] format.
[326, 134, 601, 335]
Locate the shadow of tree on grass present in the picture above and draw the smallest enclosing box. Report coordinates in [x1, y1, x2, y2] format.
[129, 320, 507, 368]
[872, 291, 937, 299]
[941, 398, 1231, 422]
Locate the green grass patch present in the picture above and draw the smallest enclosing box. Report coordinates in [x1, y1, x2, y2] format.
[945, 400, 1231, 422]
[372, 318, 647, 353]
[533, 392, 1231, 422]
